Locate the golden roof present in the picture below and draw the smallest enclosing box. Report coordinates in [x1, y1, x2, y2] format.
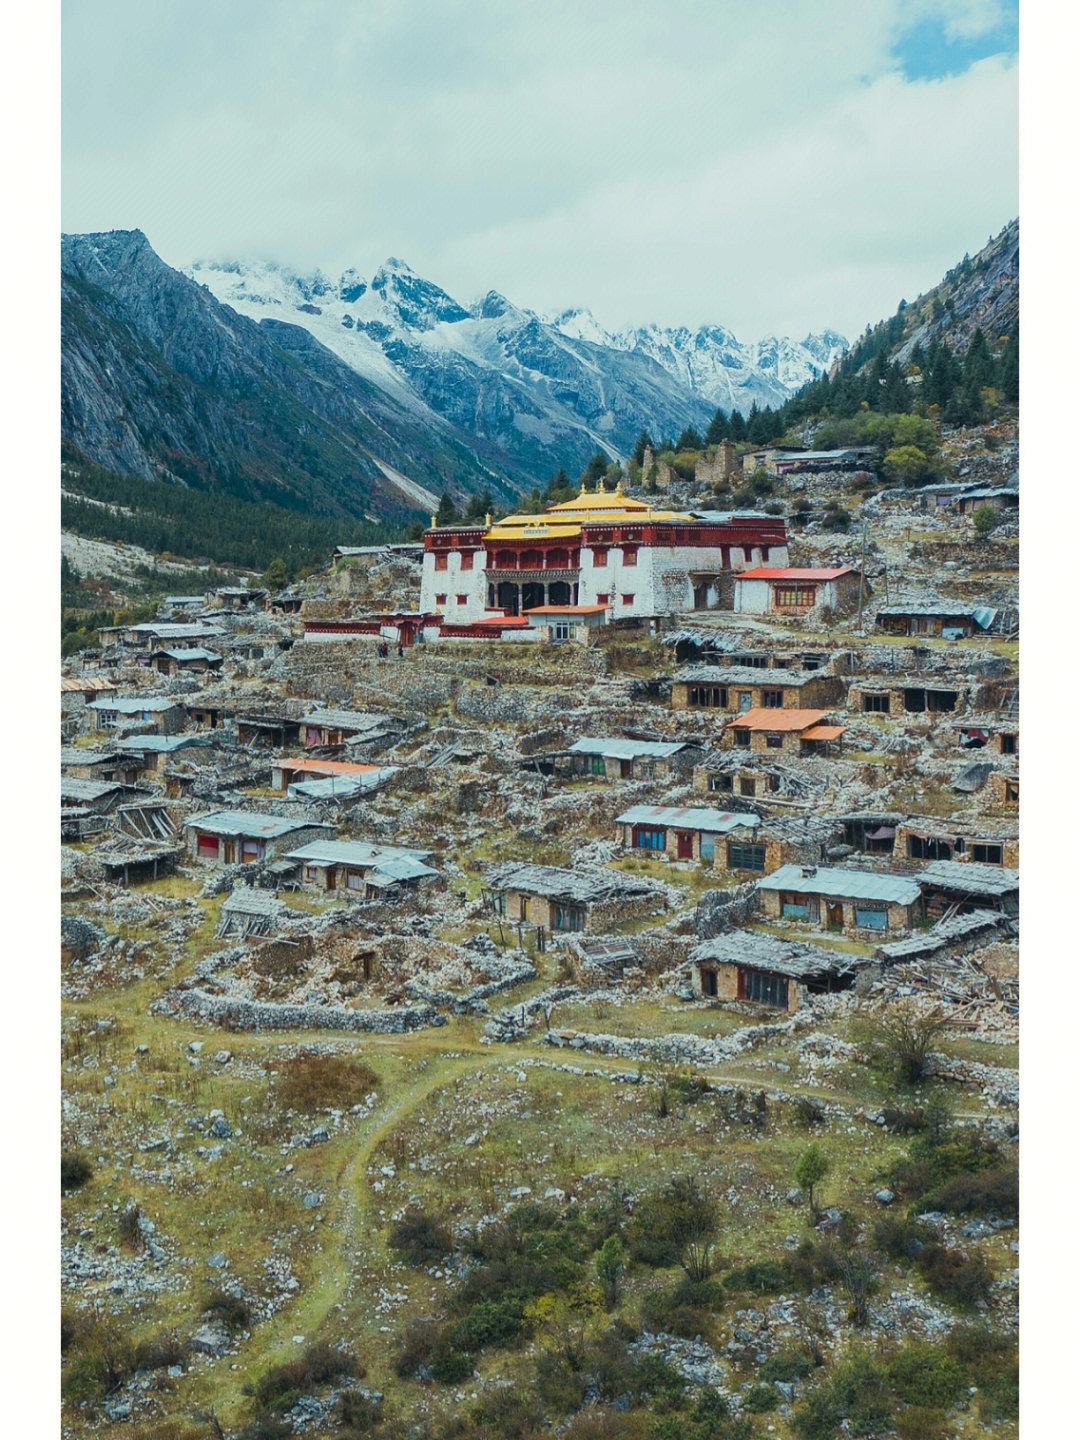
[483, 480, 692, 542]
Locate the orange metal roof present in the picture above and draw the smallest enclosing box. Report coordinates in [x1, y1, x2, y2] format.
[525, 604, 609, 615]
[726, 708, 830, 732]
[800, 724, 847, 741]
[276, 757, 382, 776]
[736, 567, 854, 581]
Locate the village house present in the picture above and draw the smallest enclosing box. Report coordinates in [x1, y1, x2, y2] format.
[419, 481, 788, 623]
[690, 931, 865, 1012]
[183, 697, 235, 730]
[754, 864, 923, 936]
[694, 757, 785, 801]
[184, 811, 334, 865]
[523, 604, 610, 643]
[614, 804, 760, 862]
[114, 621, 226, 652]
[671, 665, 844, 714]
[60, 746, 126, 782]
[567, 737, 699, 781]
[87, 695, 187, 735]
[158, 594, 206, 618]
[284, 840, 439, 898]
[299, 708, 394, 748]
[721, 708, 847, 756]
[271, 757, 398, 793]
[206, 586, 268, 611]
[846, 677, 965, 716]
[893, 818, 1019, 868]
[234, 712, 304, 748]
[61, 676, 116, 712]
[914, 860, 1019, 919]
[740, 446, 877, 477]
[958, 724, 1018, 757]
[956, 482, 1019, 517]
[115, 732, 214, 776]
[60, 776, 141, 812]
[483, 861, 667, 935]
[733, 567, 865, 618]
[874, 603, 997, 639]
[714, 815, 837, 878]
[987, 770, 1019, 810]
[150, 646, 223, 678]
[836, 813, 906, 856]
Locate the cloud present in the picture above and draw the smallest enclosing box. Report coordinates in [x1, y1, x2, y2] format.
[62, 0, 1017, 342]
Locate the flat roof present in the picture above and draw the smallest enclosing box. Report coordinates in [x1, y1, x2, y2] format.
[525, 605, 609, 615]
[285, 839, 431, 866]
[616, 804, 760, 832]
[674, 665, 820, 687]
[87, 695, 182, 713]
[276, 757, 384, 777]
[736, 567, 855, 581]
[184, 810, 333, 839]
[61, 676, 116, 693]
[801, 724, 847, 742]
[692, 930, 863, 979]
[116, 733, 213, 753]
[914, 860, 1019, 896]
[485, 860, 659, 904]
[569, 737, 688, 760]
[725, 708, 830, 732]
[755, 864, 922, 905]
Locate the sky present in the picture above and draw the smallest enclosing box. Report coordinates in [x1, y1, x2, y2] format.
[61, 0, 1017, 343]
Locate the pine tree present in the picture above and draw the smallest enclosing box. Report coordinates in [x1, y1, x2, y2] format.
[435, 491, 459, 526]
[632, 430, 653, 466]
[728, 409, 747, 442]
[677, 426, 703, 451]
[998, 324, 1019, 403]
[705, 409, 728, 445]
[583, 452, 609, 486]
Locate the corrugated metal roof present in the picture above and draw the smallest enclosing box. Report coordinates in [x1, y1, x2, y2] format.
[755, 864, 921, 905]
[568, 737, 687, 760]
[363, 855, 439, 884]
[285, 839, 431, 866]
[184, 810, 332, 839]
[726, 708, 830, 732]
[157, 648, 222, 662]
[221, 886, 286, 916]
[60, 777, 125, 802]
[87, 695, 183, 713]
[117, 733, 213, 753]
[287, 773, 390, 799]
[914, 860, 1019, 897]
[276, 757, 384, 777]
[735, 567, 854, 581]
[801, 724, 847, 741]
[615, 804, 759, 833]
[60, 747, 120, 766]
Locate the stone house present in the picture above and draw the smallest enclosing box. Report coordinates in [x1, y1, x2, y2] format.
[61, 676, 116, 712]
[60, 746, 126, 782]
[184, 811, 334, 865]
[483, 861, 667, 935]
[733, 567, 865, 618]
[672, 665, 844, 714]
[893, 818, 1019, 869]
[285, 840, 439, 898]
[116, 732, 214, 776]
[299, 708, 394, 748]
[722, 708, 847, 756]
[614, 804, 760, 863]
[846, 678, 965, 717]
[713, 816, 836, 879]
[87, 695, 187, 734]
[151, 647, 223, 678]
[206, 587, 267, 611]
[690, 931, 864, 1012]
[914, 860, 1018, 919]
[987, 771, 1019, 810]
[754, 864, 922, 936]
[694, 759, 785, 802]
[874, 604, 991, 639]
[568, 737, 699, 781]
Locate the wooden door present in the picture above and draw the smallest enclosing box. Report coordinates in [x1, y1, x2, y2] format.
[677, 831, 694, 860]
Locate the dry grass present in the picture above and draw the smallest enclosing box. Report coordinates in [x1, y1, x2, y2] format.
[270, 1052, 379, 1112]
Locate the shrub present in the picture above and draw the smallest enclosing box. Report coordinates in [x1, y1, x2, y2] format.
[973, 504, 1000, 536]
[865, 1003, 950, 1087]
[922, 1166, 1018, 1220]
[881, 1105, 926, 1134]
[449, 1293, 528, 1351]
[872, 1215, 932, 1263]
[235, 1420, 293, 1440]
[887, 1344, 965, 1408]
[641, 1278, 722, 1338]
[793, 1352, 893, 1440]
[133, 1331, 189, 1371]
[628, 1176, 719, 1280]
[794, 1143, 830, 1212]
[272, 1053, 377, 1112]
[61, 1150, 93, 1193]
[429, 1347, 473, 1384]
[201, 1288, 252, 1333]
[596, 1235, 625, 1308]
[761, 1348, 817, 1383]
[118, 1200, 143, 1249]
[945, 1323, 1016, 1384]
[792, 1096, 825, 1128]
[917, 1243, 993, 1306]
[62, 1319, 135, 1403]
[723, 1259, 790, 1295]
[743, 1383, 779, 1412]
[388, 1208, 452, 1267]
[894, 1406, 948, 1440]
[250, 1341, 357, 1409]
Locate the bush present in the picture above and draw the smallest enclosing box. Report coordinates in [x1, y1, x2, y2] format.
[881, 1105, 926, 1134]
[887, 1344, 965, 1408]
[916, 1243, 993, 1306]
[62, 1319, 135, 1403]
[201, 1288, 252, 1333]
[641, 1278, 722, 1338]
[973, 504, 1000, 536]
[429, 1347, 474, 1384]
[922, 1166, 1018, 1220]
[449, 1293, 528, 1351]
[272, 1054, 377, 1112]
[761, 1348, 817, 1383]
[873, 1215, 932, 1263]
[894, 1406, 948, 1440]
[388, 1208, 452, 1267]
[61, 1150, 93, 1193]
[723, 1259, 790, 1295]
[118, 1200, 142, 1249]
[251, 1341, 357, 1409]
[628, 1176, 719, 1280]
[743, 1383, 779, 1412]
[792, 1096, 825, 1128]
[395, 1317, 470, 1384]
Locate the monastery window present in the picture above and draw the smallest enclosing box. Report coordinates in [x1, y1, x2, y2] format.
[347, 870, 364, 890]
[596, 592, 609, 605]
[635, 827, 666, 851]
[854, 906, 888, 931]
[863, 692, 890, 713]
[456, 595, 468, 605]
[774, 585, 815, 608]
[552, 903, 585, 933]
[621, 593, 634, 606]
[732, 728, 751, 747]
[434, 553, 448, 571]
[460, 551, 474, 571]
[435, 594, 447, 606]
[740, 777, 756, 797]
[742, 969, 789, 1009]
[1000, 733, 1017, 755]
[765, 734, 783, 748]
[623, 547, 638, 566]
[709, 773, 734, 793]
[593, 547, 608, 567]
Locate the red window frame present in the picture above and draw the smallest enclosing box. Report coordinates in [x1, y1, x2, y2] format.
[460, 551, 474, 571]
[623, 547, 638, 567]
[435, 593, 447, 606]
[622, 593, 635, 606]
[434, 553, 448, 572]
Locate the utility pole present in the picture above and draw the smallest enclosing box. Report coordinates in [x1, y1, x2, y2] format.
[855, 522, 869, 633]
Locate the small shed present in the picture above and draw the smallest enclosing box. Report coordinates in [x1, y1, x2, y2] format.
[184, 811, 334, 865]
[568, 737, 697, 781]
[913, 860, 1019, 919]
[690, 931, 865, 1012]
[733, 567, 864, 618]
[615, 804, 759, 863]
[217, 886, 288, 938]
[672, 665, 843, 714]
[754, 864, 922, 936]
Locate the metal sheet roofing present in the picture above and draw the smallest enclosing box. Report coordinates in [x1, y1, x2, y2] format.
[184, 810, 333, 839]
[801, 724, 847, 742]
[914, 860, 1019, 896]
[615, 804, 760, 833]
[568, 737, 687, 760]
[87, 695, 182, 713]
[725, 708, 830, 732]
[60, 747, 120, 766]
[484, 861, 659, 904]
[157, 648, 222, 662]
[117, 733, 213, 754]
[61, 676, 116, 693]
[277, 757, 385, 777]
[735, 567, 854, 581]
[877, 909, 1004, 960]
[754, 864, 922, 905]
[60, 777, 125, 802]
[363, 855, 440, 885]
[287, 773, 392, 799]
[285, 840, 431, 867]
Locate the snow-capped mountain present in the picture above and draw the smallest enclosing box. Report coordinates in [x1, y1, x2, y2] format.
[188, 256, 846, 478]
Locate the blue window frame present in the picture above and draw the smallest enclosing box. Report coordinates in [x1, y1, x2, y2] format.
[855, 906, 888, 930]
[635, 828, 666, 851]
